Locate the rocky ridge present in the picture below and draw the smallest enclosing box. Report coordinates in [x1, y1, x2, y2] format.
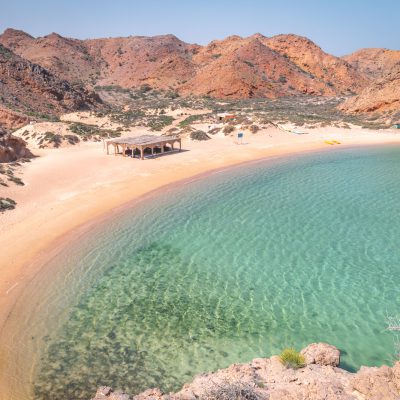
[0, 29, 368, 99]
[1, 28, 399, 123]
[339, 63, 400, 114]
[91, 343, 400, 400]
[0, 42, 101, 128]
[343, 48, 400, 80]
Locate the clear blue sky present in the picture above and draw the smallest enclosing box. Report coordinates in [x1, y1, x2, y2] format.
[0, 0, 398, 56]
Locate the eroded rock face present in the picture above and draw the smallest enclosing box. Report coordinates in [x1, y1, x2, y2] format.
[350, 363, 400, 399]
[0, 42, 101, 130]
[0, 107, 29, 130]
[0, 127, 33, 162]
[300, 342, 341, 367]
[339, 64, 400, 114]
[343, 48, 400, 80]
[90, 344, 400, 400]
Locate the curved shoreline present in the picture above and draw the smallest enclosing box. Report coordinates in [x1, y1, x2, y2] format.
[1, 132, 400, 399]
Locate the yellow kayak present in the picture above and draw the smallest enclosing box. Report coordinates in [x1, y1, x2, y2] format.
[324, 140, 334, 145]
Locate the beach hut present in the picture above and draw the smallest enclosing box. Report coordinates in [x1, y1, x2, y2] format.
[105, 135, 181, 160]
[216, 113, 236, 122]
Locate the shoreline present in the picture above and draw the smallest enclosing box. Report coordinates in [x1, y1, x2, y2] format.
[1, 129, 400, 399]
[1, 135, 400, 329]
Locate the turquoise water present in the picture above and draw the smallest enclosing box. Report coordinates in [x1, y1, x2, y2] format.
[29, 146, 400, 399]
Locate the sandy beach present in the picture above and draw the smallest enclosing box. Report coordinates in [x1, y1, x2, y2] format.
[1, 126, 399, 327]
[0, 125, 400, 399]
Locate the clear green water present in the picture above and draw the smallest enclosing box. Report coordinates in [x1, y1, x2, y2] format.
[30, 146, 400, 399]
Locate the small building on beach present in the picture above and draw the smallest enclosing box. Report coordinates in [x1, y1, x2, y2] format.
[216, 113, 236, 122]
[105, 135, 181, 160]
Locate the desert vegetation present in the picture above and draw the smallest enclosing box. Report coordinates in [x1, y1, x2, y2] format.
[0, 197, 16, 212]
[68, 123, 120, 141]
[0, 162, 26, 187]
[202, 380, 260, 400]
[94, 87, 394, 130]
[279, 348, 306, 369]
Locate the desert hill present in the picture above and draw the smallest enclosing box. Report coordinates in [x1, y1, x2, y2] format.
[0, 29, 368, 98]
[340, 62, 400, 114]
[0, 42, 101, 128]
[343, 48, 400, 80]
[1, 28, 399, 128]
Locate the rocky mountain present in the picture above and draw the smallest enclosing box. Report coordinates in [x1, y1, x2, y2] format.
[91, 343, 400, 400]
[0, 28, 103, 85]
[0, 43, 101, 128]
[343, 48, 400, 80]
[340, 62, 400, 114]
[1, 28, 399, 120]
[179, 35, 335, 98]
[0, 29, 369, 99]
[263, 34, 369, 94]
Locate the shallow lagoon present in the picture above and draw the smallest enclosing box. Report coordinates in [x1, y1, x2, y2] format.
[15, 146, 400, 399]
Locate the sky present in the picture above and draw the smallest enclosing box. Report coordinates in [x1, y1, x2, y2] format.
[0, 0, 399, 56]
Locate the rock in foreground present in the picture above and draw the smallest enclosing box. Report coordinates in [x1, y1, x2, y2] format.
[0, 127, 33, 162]
[91, 343, 400, 400]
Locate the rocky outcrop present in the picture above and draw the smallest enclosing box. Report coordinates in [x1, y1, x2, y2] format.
[350, 363, 400, 399]
[0, 127, 33, 162]
[339, 63, 400, 114]
[343, 48, 400, 80]
[263, 34, 369, 95]
[91, 344, 400, 400]
[300, 342, 340, 367]
[0, 107, 29, 130]
[0, 43, 101, 129]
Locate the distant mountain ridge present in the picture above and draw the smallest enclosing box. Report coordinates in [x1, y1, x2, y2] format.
[0, 28, 369, 97]
[0, 28, 399, 128]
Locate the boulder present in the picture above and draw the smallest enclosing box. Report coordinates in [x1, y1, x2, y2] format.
[133, 388, 164, 400]
[350, 362, 400, 400]
[0, 127, 33, 162]
[300, 343, 341, 367]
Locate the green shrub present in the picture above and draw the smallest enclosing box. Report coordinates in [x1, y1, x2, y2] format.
[190, 130, 210, 141]
[0, 197, 16, 212]
[69, 123, 119, 139]
[179, 113, 209, 127]
[147, 115, 174, 131]
[279, 348, 305, 369]
[64, 134, 80, 145]
[223, 125, 235, 135]
[7, 175, 24, 185]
